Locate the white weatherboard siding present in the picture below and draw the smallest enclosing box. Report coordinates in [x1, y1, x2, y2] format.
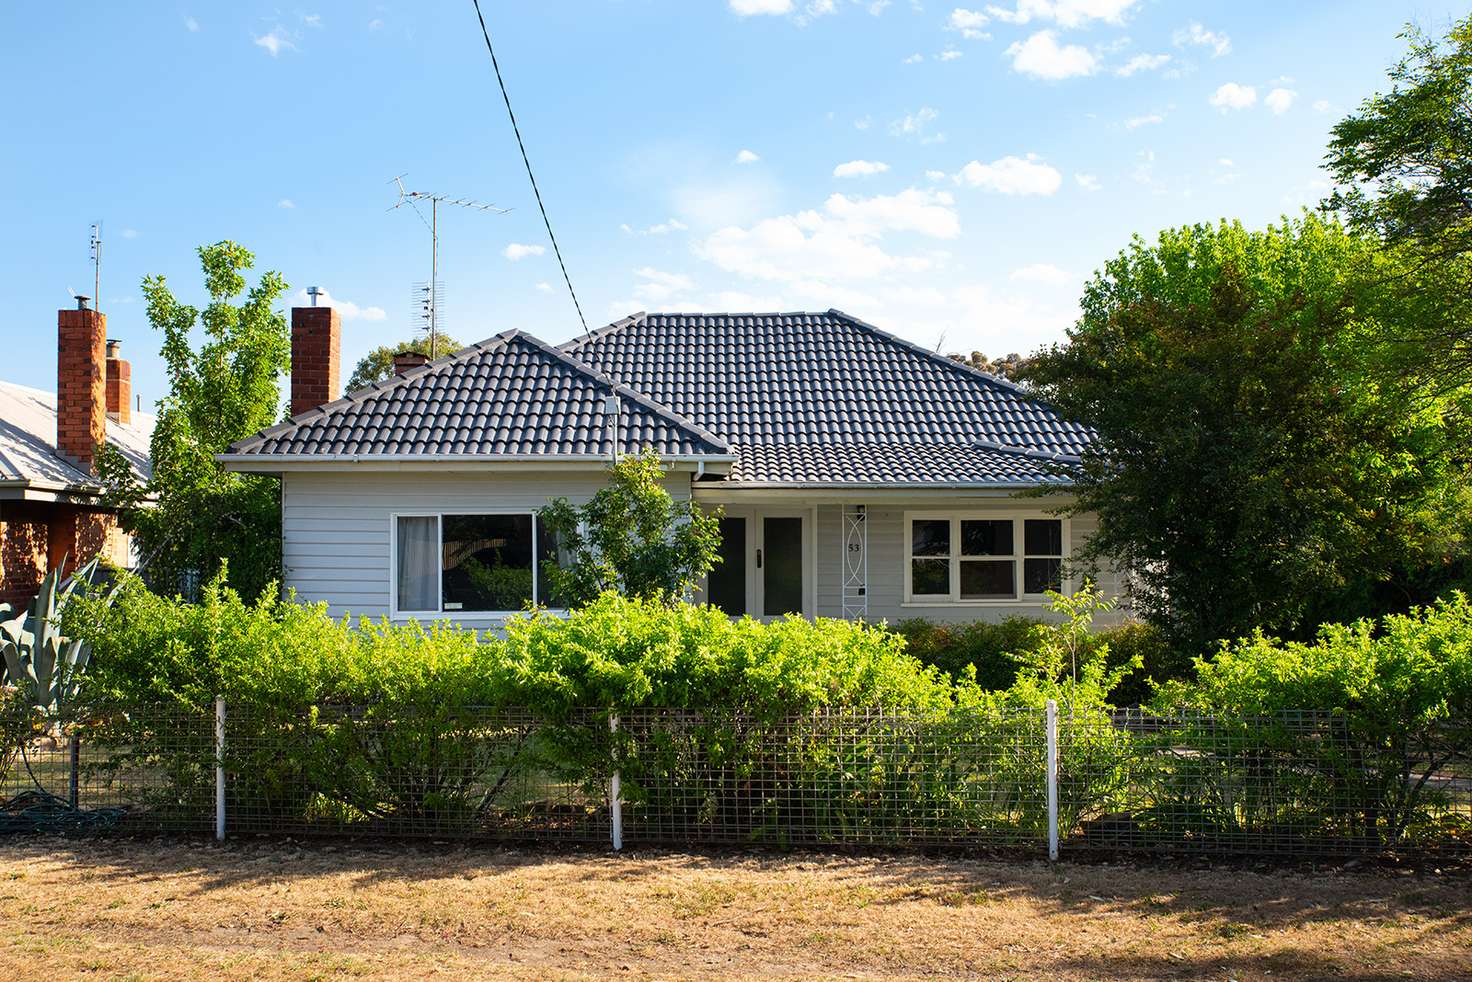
[813, 499, 1126, 625]
[281, 470, 690, 625]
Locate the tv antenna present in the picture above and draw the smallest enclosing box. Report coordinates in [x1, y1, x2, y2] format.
[389, 174, 508, 358]
[89, 222, 102, 313]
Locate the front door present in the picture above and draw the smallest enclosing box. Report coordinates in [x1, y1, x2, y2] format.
[755, 511, 808, 619]
[704, 507, 811, 619]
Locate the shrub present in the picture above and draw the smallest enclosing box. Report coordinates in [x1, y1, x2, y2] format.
[894, 612, 1184, 705]
[1157, 593, 1472, 844]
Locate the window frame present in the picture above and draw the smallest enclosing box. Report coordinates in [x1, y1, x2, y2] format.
[902, 511, 1070, 606]
[389, 510, 559, 619]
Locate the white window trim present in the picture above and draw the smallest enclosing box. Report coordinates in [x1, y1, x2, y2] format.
[901, 511, 1070, 607]
[389, 510, 560, 620]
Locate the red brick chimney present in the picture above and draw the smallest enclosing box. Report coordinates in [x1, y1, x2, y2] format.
[57, 297, 107, 473]
[291, 301, 340, 416]
[105, 339, 132, 425]
[392, 350, 429, 376]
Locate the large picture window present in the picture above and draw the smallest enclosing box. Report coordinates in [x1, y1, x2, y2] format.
[905, 514, 1065, 604]
[393, 512, 561, 616]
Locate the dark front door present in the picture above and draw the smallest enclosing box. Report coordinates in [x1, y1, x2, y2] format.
[707, 517, 747, 616]
[762, 516, 804, 617]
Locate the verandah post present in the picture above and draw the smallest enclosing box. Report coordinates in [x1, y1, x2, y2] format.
[1045, 698, 1059, 862]
[609, 713, 623, 851]
[215, 695, 226, 841]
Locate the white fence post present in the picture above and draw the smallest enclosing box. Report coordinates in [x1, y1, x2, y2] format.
[1045, 698, 1059, 862]
[608, 713, 623, 851]
[214, 695, 226, 842]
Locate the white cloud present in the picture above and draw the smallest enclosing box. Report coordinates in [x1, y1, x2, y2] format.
[890, 107, 945, 143]
[834, 159, 891, 178]
[254, 28, 294, 56]
[503, 243, 546, 261]
[1006, 31, 1097, 80]
[1010, 263, 1070, 285]
[302, 13, 322, 27]
[621, 218, 689, 236]
[730, 0, 793, 14]
[938, 48, 963, 61]
[368, 18, 383, 30]
[184, 15, 200, 32]
[1312, 99, 1331, 112]
[277, 198, 295, 209]
[293, 288, 385, 321]
[1075, 173, 1101, 192]
[632, 267, 697, 304]
[986, 0, 1138, 28]
[954, 154, 1063, 195]
[826, 188, 961, 237]
[925, 169, 947, 181]
[120, 228, 139, 239]
[854, 115, 873, 130]
[1131, 149, 1156, 186]
[1173, 22, 1230, 58]
[1115, 53, 1170, 77]
[903, 52, 925, 63]
[698, 188, 959, 284]
[734, 149, 761, 164]
[1209, 82, 1256, 111]
[535, 282, 553, 293]
[1265, 87, 1297, 115]
[948, 8, 990, 39]
[1125, 113, 1163, 129]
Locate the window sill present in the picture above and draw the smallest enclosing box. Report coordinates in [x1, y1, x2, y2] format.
[901, 599, 1053, 608]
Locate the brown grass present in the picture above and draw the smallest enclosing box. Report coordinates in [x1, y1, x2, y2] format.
[1, 838, 1470, 980]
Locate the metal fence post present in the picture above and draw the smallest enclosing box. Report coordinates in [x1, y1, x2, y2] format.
[1045, 698, 1059, 862]
[214, 696, 226, 842]
[608, 713, 623, 851]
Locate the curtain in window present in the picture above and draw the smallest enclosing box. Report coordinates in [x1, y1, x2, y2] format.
[396, 516, 438, 612]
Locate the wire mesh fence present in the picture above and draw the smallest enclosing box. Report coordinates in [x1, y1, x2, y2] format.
[2, 701, 1468, 857]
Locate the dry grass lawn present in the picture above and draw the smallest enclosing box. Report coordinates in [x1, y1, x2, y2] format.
[1, 837, 1470, 980]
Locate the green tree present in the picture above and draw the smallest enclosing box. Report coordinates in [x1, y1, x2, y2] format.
[538, 449, 723, 607]
[1021, 215, 1471, 653]
[345, 334, 463, 392]
[98, 242, 289, 601]
[1326, 16, 1472, 380]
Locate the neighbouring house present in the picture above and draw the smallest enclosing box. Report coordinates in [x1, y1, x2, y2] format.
[0, 299, 153, 608]
[220, 306, 1118, 627]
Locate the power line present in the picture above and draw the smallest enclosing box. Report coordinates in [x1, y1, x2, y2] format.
[470, 0, 590, 337]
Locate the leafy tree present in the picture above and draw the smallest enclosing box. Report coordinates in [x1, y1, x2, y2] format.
[1326, 16, 1472, 380]
[946, 350, 1030, 379]
[98, 242, 289, 601]
[1021, 215, 1472, 653]
[538, 449, 723, 607]
[345, 334, 463, 392]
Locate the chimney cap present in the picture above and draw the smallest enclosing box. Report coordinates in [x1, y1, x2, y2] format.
[75, 295, 92, 310]
[306, 286, 323, 306]
[106, 339, 122, 357]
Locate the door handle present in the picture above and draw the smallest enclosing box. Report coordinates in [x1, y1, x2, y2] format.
[756, 548, 763, 569]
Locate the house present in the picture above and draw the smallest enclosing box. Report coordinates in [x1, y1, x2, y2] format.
[0, 300, 153, 608]
[220, 305, 1119, 627]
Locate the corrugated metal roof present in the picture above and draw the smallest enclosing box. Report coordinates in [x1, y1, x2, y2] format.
[0, 380, 154, 491]
[227, 330, 731, 459]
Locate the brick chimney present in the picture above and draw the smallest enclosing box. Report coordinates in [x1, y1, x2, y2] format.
[290, 301, 340, 416]
[57, 297, 107, 473]
[392, 350, 429, 376]
[105, 339, 131, 425]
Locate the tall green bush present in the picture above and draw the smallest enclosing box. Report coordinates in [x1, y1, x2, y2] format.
[1158, 593, 1472, 844]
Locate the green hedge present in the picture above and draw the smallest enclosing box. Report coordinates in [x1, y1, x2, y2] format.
[893, 616, 1188, 705]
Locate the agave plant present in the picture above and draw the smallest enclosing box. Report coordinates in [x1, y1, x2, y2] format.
[0, 556, 113, 720]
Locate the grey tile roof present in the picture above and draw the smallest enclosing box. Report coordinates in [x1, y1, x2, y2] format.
[563, 310, 1089, 486]
[226, 331, 731, 459]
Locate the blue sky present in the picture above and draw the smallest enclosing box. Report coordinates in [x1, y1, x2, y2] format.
[3, 1, 1469, 410]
